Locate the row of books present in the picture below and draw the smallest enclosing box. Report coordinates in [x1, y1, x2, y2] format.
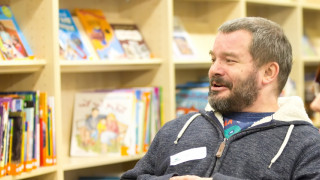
[59, 9, 152, 61]
[0, 91, 56, 177]
[70, 87, 162, 157]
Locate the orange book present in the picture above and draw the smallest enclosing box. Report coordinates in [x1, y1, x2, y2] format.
[75, 9, 125, 60]
[39, 92, 47, 166]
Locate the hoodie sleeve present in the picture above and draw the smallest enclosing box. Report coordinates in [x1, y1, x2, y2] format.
[291, 140, 320, 180]
[120, 122, 178, 180]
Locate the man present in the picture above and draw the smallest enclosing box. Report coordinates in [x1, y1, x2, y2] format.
[121, 17, 320, 179]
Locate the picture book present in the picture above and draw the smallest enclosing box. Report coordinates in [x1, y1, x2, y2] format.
[59, 9, 91, 60]
[0, 5, 33, 60]
[111, 24, 152, 59]
[172, 16, 197, 60]
[70, 90, 136, 157]
[75, 9, 125, 60]
[176, 80, 209, 117]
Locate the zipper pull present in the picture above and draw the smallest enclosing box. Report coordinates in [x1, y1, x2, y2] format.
[216, 138, 226, 158]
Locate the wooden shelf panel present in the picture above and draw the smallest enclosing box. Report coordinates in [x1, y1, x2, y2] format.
[0, 60, 46, 74]
[60, 59, 162, 73]
[0, 175, 12, 180]
[303, 2, 320, 10]
[174, 60, 211, 69]
[15, 166, 57, 180]
[245, 0, 297, 7]
[303, 56, 320, 65]
[63, 154, 144, 171]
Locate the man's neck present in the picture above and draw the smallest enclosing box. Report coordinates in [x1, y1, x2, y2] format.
[242, 95, 279, 113]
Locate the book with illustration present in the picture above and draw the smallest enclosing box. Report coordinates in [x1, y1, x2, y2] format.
[172, 16, 197, 60]
[0, 5, 33, 60]
[111, 24, 152, 59]
[59, 9, 91, 60]
[176, 81, 209, 117]
[70, 89, 136, 156]
[75, 9, 125, 60]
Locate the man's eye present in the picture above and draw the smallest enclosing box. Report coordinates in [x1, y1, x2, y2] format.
[226, 59, 235, 63]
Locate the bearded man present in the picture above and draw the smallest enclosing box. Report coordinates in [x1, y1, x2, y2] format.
[121, 17, 320, 180]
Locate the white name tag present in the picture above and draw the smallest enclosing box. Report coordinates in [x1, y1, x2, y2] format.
[170, 147, 207, 166]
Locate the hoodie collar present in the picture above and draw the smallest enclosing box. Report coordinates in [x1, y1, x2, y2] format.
[205, 96, 313, 128]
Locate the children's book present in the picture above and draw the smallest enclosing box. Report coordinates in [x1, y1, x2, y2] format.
[0, 5, 33, 60]
[70, 90, 136, 156]
[111, 24, 152, 59]
[59, 9, 91, 60]
[75, 9, 125, 60]
[172, 16, 197, 60]
[176, 81, 209, 117]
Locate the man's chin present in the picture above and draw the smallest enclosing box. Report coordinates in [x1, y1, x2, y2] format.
[210, 92, 230, 100]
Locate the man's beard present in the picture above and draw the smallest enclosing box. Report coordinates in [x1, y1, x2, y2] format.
[208, 71, 259, 114]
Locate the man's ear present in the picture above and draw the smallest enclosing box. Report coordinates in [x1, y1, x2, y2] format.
[262, 62, 279, 85]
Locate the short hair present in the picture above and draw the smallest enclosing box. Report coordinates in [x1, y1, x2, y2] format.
[218, 17, 292, 95]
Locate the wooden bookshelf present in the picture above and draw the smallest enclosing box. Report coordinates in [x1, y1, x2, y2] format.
[0, 0, 320, 179]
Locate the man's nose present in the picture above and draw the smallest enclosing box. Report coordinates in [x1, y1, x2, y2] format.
[209, 60, 225, 76]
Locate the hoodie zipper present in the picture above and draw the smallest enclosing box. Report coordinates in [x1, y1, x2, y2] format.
[216, 138, 226, 158]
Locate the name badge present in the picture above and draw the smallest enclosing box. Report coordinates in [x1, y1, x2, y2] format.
[170, 147, 207, 166]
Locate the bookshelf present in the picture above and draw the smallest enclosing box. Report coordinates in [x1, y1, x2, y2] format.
[0, 0, 320, 179]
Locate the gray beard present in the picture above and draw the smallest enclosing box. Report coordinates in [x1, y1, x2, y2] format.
[208, 72, 259, 114]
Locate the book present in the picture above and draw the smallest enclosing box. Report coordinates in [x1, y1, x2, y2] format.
[39, 92, 48, 166]
[75, 9, 125, 60]
[111, 24, 152, 59]
[59, 9, 91, 60]
[176, 81, 209, 117]
[8, 111, 25, 175]
[70, 90, 136, 156]
[0, 97, 11, 176]
[172, 16, 197, 60]
[302, 34, 317, 57]
[0, 5, 33, 60]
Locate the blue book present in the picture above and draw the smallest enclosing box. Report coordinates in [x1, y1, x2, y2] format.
[59, 9, 91, 60]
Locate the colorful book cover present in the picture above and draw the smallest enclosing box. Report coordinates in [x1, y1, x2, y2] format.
[70, 90, 136, 156]
[176, 88, 208, 117]
[134, 89, 145, 154]
[8, 111, 25, 175]
[0, 5, 33, 60]
[172, 16, 197, 59]
[111, 24, 152, 59]
[0, 98, 11, 176]
[75, 9, 125, 60]
[48, 96, 56, 165]
[39, 92, 47, 166]
[302, 34, 317, 57]
[23, 100, 34, 171]
[59, 9, 91, 60]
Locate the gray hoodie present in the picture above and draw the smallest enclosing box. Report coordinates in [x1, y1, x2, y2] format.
[121, 96, 320, 180]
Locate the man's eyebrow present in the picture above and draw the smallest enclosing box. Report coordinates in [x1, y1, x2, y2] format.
[223, 52, 238, 57]
[209, 50, 238, 58]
